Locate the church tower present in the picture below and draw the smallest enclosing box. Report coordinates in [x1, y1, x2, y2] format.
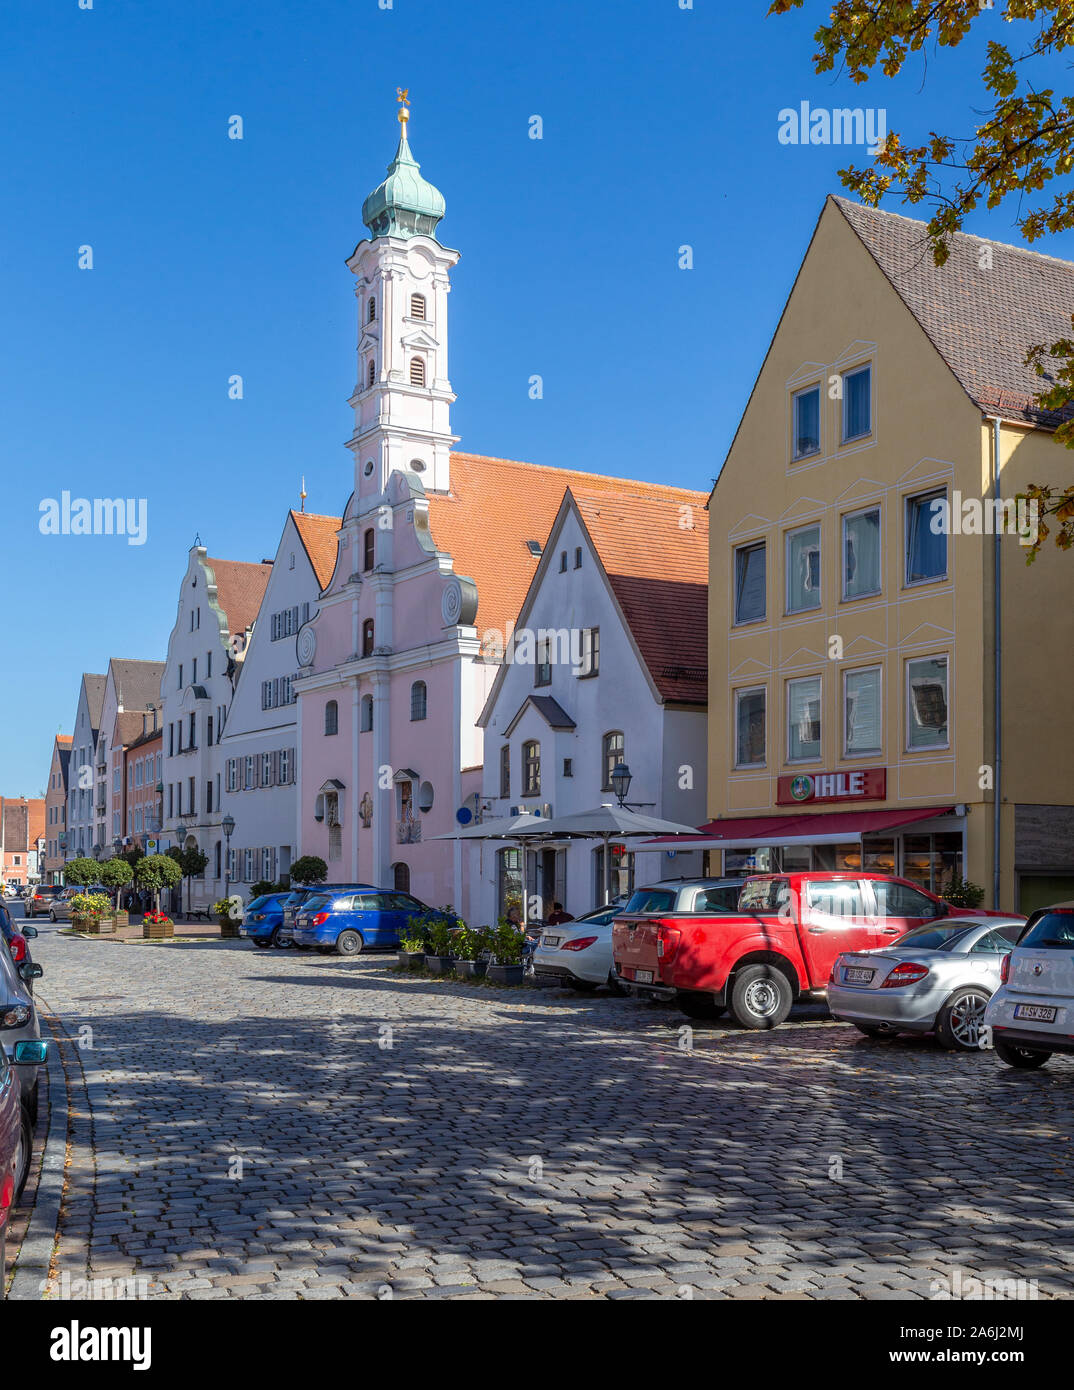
[346, 93, 459, 502]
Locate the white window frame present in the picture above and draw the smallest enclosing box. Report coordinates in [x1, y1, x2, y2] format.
[791, 384, 821, 461]
[734, 685, 767, 769]
[905, 654, 950, 753]
[841, 363, 872, 444]
[842, 665, 883, 758]
[785, 523, 822, 615]
[786, 675, 822, 764]
[841, 505, 882, 601]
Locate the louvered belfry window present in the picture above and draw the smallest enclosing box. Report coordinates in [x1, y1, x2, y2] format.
[410, 293, 426, 320]
[409, 357, 426, 387]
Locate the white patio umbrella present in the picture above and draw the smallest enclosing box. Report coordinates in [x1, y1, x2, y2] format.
[527, 804, 703, 905]
[431, 812, 558, 929]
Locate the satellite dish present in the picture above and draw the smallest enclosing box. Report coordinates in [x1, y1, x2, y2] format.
[455, 806, 473, 825]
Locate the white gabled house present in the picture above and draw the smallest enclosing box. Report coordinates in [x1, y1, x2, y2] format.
[160, 546, 273, 908]
[474, 486, 710, 924]
[219, 510, 340, 892]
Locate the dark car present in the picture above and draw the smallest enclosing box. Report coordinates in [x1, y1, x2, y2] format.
[292, 890, 449, 955]
[0, 1034, 48, 1293]
[239, 892, 292, 949]
[0, 902, 35, 978]
[24, 886, 61, 919]
[278, 884, 377, 944]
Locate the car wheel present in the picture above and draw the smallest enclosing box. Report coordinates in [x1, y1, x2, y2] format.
[729, 965, 794, 1030]
[49, 912, 57, 923]
[335, 930, 364, 956]
[994, 1036, 1052, 1069]
[268, 928, 281, 949]
[566, 978, 598, 992]
[14, 1106, 32, 1200]
[678, 993, 725, 1021]
[936, 987, 991, 1051]
[851, 1022, 896, 1039]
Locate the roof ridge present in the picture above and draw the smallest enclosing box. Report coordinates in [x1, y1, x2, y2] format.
[449, 451, 703, 497]
[832, 194, 1074, 275]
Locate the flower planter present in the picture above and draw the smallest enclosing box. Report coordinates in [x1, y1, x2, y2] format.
[218, 917, 242, 939]
[454, 959, 488, 980]
[113, 910, 130, 929]
[488, 963, 525, 986]
[142, 920, 174, 940]
[398, 950, 426, 970]
[424, 955, 455, 976]
[72, 914, 112, 935]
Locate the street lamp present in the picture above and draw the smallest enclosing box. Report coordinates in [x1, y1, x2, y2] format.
[174, 820, 186, 920]
[610, 762, 633, 808]
[222, 813, 235, 904]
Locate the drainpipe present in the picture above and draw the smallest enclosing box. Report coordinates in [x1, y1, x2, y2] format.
[990, 416, 1003, 910]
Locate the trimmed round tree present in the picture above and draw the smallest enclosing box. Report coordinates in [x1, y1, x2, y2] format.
[134, 853, 183, 913]
[99, 857, 134, 910]
[289, 856, 328, 886]
[64, 856, 101, 887]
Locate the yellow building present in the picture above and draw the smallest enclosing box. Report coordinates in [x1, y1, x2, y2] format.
[706, 197, 1074, 914]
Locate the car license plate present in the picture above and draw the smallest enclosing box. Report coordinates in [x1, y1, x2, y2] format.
[635, 969, 654, 984]
[1014, 1003, 1057, 1023]
[543, 936, 560, 948]
[845, 967, 875, 983]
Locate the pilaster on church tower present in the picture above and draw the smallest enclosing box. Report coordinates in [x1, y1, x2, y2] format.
[345, 92, 459, 503]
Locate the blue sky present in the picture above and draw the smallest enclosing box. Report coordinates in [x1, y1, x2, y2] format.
[4, 0, 1072, 795]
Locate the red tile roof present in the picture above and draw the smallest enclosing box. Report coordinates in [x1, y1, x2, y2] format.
[425, 452, 705, 639]
[205, 556, 273, 637]
[290, 510, 342, 591]
[571, 488, 709, 704]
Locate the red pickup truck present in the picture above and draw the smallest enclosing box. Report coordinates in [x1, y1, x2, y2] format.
[612, 871, 999, 1030]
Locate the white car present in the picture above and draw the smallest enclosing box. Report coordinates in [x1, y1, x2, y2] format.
[985, 902, 1074, 1068]
[533, 905, 625, 992]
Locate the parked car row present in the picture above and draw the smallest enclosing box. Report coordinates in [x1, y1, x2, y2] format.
[232, 870, 1072, 1068]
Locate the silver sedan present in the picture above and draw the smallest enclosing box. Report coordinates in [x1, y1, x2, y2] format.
[828, 915, 1025, 1051]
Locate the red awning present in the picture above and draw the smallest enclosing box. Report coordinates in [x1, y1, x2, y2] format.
[646, 805, 957, 848]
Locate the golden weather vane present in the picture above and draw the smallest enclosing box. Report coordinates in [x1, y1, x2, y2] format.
[396, 87, 410, 133]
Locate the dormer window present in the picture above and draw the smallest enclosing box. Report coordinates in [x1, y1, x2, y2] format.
[410, 357, 426, 387]
[410, 293, 426, 320]
[368, 297, 376, 323]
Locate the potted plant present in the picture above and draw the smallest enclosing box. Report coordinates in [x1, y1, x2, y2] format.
[212, 896, 244, 938]
[397, 929, 427, 970]
[488, 920, 526, 986]
[452, 925, 491, 980]
[134, 853, 183, 919]
[423, 912, 458, 975]
[142, 909, 175, 940]
[71, 892, 112, 934]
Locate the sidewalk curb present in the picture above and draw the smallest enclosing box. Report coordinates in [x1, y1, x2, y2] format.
[8, 1004, 67, 1300]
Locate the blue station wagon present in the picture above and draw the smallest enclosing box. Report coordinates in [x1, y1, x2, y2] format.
[292, 890, 448, 955]
[239, 892, 293, 948]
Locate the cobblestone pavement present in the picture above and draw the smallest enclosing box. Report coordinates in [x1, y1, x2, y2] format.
[27, 922, 1074, 1300]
